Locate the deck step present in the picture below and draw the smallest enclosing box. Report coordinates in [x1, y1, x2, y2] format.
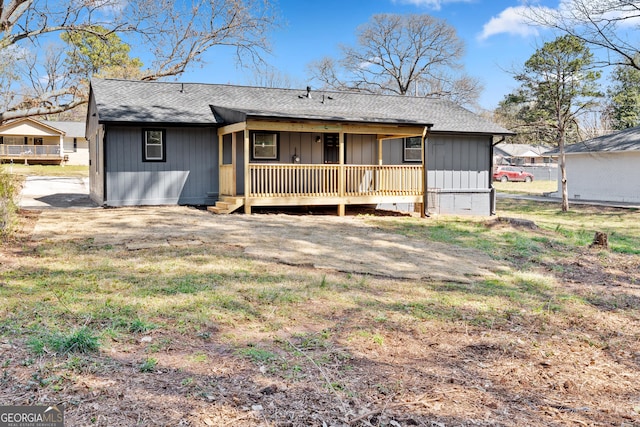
[207, 196, 244, 215]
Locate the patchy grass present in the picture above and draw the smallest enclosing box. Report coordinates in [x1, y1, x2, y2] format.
[0, 201, 639, 425]
[493, 179, 558, 195]
[375, 198, 640, 257]
[0, 164, 88, 178]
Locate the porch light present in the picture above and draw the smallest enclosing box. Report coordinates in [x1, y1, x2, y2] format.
[315, 135, 321, 144]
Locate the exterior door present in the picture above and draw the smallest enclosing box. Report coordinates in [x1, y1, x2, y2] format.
[323, 133, 339, 164]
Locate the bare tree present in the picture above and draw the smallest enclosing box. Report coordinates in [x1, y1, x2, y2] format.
[307, 13, 481, 106]
[248, 64, 297, 89]
[524, 0, 640, 70]
[0, 0, 278, 123]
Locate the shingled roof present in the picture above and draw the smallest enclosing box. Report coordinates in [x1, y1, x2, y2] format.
[548, 126, 640, 154]
[90, 78, 512, 135]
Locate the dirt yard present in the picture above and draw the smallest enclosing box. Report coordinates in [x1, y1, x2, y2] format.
[29, 206, 502, 282]
[1, 206, 640, 426]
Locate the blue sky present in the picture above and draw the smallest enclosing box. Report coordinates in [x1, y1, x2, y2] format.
[180, 0, 586, 111]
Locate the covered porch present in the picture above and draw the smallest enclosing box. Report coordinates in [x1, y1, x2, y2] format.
[0, 119, 66, 165]
[210, 119, 432, 216]
[0, 143, 65, 164]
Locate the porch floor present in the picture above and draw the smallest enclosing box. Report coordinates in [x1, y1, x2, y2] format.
[207, 194, 424, 215]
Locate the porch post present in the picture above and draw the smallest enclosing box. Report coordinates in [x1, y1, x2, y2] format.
[244, 129, 251, 214]
[231, 132, 237, 196]
[377, 138, 383, 166]
[59, 135, 64, 164]
[218, 128, 224, 193]
[337, 131, 345, 216]
[421, 125, 432, 218]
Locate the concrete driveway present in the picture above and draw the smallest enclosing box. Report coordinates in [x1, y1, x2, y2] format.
[18, 176, 96, 209]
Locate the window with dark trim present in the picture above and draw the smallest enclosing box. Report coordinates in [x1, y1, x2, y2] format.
[143, 129, 166, 162]
[403, 137, 422, 162]
[251, 132, 279, 161]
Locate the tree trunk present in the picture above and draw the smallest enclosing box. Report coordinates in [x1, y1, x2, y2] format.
[559, 127, 569, 212]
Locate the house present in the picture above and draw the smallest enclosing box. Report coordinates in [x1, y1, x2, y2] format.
[494, 143, 555, 166]
[43, 121, 89, 165]
[0, 118, 88, 165]
[547, 126, 640, 204]
[86, 78, 512, 215]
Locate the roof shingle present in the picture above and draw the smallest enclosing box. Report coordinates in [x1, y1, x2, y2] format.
[551, 126, 640, 154]
[91, 78, 511, 135]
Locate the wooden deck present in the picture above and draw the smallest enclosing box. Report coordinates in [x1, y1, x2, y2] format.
[211, 164, 424, 214]
[0, 144, 64, 164]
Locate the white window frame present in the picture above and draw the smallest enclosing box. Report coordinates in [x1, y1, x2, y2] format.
[252, 132, 278, 160]
[403, 137, 422, 162]
[143, 129, 165, 162]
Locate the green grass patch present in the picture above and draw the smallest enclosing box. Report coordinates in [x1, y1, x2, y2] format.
[0, 164, 88, 177]
[369, 198, 640, 260]
[27, 327, 100, 355]
[236, 346, 278, 364]
[139, 357, 158, 373]
[493, 180, 558, 195]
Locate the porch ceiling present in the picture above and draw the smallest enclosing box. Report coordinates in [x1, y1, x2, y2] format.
[218, 118, 429, 139]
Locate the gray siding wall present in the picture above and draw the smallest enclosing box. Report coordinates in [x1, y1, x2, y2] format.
[383, 134, 491, 189]
[104, 126, 217, 206]
[87, 93, 105, 205]
[249, 132, 377, 165]
[430, 134, 492, 215]
[278, 132, 318, 164]
[429, 134, 491, 190]
[345, 134, 377, 164]
[381, 134, 493, 216]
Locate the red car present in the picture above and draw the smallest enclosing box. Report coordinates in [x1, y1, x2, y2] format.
[493, 166, 534, 182]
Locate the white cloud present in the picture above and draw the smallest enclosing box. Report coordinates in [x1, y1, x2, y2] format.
[393, 0, 474, 11]
[478, 6, 541, 41]
[559, 0, 640, 27]
[481, 1, 640, 41]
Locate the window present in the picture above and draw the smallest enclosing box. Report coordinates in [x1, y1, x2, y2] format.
[1, 136, 23, 145]
[403, 137, 422, 162]
[252, 132, 278, 160]
[143, 129, 166, 162]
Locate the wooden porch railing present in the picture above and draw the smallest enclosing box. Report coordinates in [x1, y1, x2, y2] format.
[248, 164, 423, 198]
[0, 145, 61, 157]
[219, 164, 235, 196]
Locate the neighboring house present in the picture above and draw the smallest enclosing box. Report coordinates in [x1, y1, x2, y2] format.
[87, 78, 512, 216]
[494, 143, 555, 166]
[0, 118, 88, 165]
[43, 121, 89, 165]
[547, 126, 640, 204]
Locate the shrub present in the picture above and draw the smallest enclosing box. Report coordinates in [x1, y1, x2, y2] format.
[0, 168, 17, 238]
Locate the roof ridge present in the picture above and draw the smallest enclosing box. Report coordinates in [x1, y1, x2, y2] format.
[92, 78, 453, 102]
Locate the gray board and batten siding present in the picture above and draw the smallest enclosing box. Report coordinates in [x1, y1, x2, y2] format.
[87, 78, 511, 213]
[103, 126, 217, 206]
[380, 133, 493, 215]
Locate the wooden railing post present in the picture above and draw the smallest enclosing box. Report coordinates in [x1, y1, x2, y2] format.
[244, 130, 251, 214]
[337, 132, 345, 216]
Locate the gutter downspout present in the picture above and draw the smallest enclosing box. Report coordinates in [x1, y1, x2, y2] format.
[421, 125, 433, 218]
[490, 136, 506, 215]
